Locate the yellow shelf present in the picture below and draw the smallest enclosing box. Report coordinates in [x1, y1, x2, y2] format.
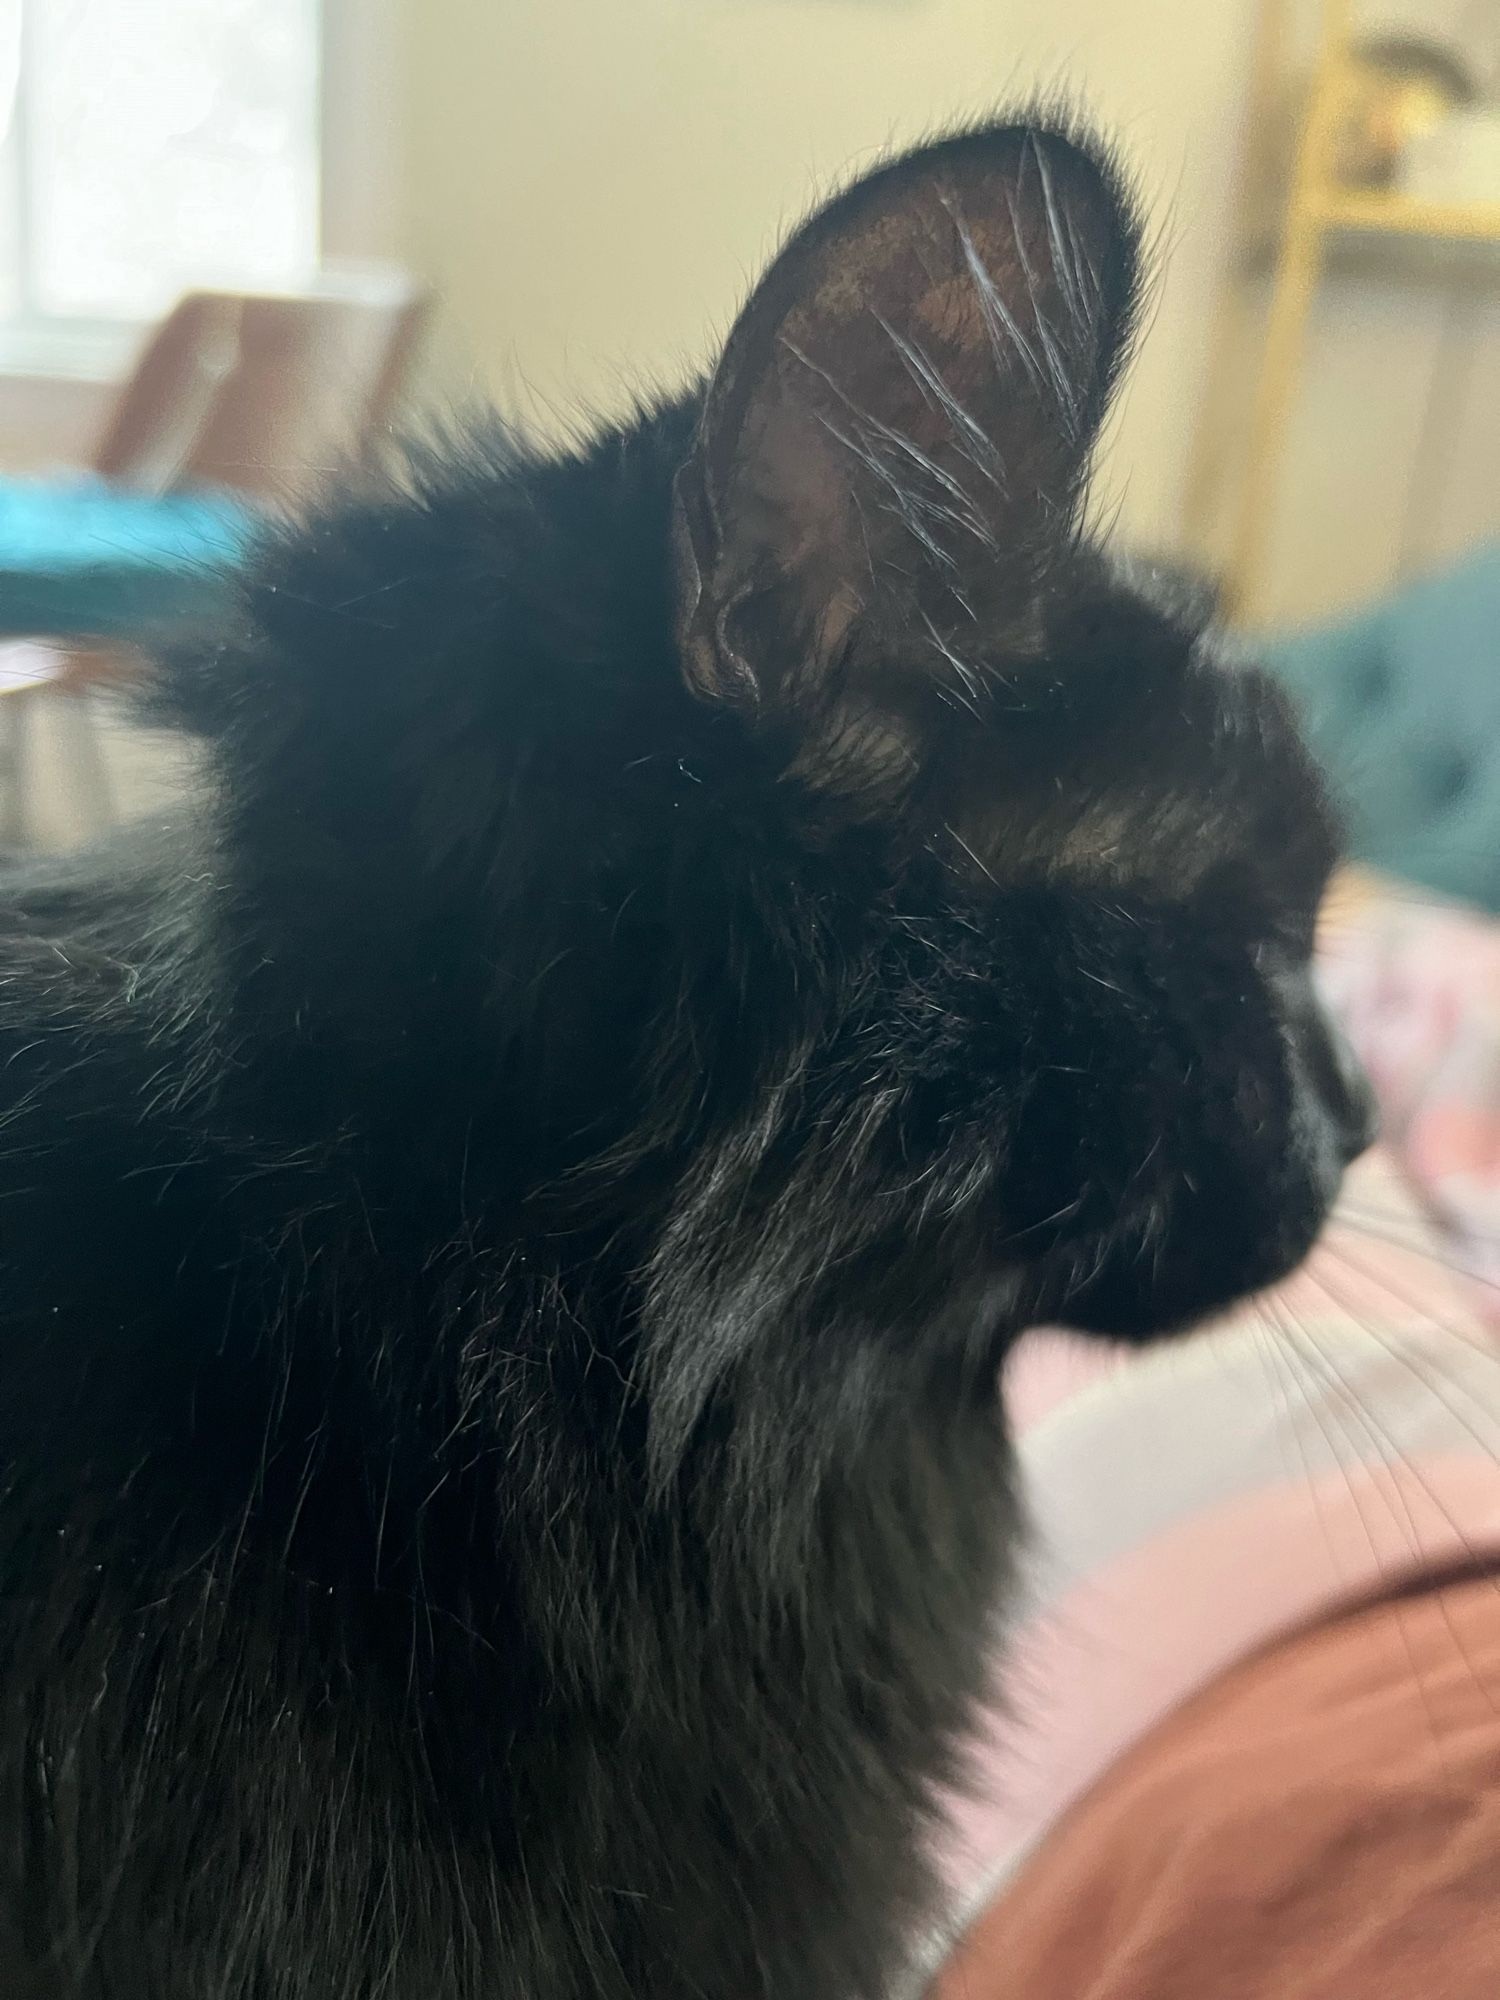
[1184, 0, 1500, 621]
[1312, 189, 1500, 244]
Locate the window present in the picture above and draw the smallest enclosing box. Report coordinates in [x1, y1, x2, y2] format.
[0, 0, 320, 339]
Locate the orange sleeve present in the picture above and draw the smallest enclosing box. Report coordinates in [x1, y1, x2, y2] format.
[933, 1570, 1500, 2000]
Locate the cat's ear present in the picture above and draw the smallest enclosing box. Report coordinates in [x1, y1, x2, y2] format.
[674, 122, 1141, 727]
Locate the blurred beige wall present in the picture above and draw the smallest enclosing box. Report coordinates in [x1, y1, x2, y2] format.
[395, 0, 1500, 628]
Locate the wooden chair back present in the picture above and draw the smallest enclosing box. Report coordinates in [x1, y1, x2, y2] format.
[91, 271, 432, 499]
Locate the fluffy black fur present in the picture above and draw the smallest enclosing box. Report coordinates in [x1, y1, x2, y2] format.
[0, 121, 1371, 1997]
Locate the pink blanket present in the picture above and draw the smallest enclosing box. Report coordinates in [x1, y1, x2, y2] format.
[1318, 885, 1500, 1321]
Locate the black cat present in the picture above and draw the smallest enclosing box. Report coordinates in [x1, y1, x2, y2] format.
[0, 118, 1372, 1998]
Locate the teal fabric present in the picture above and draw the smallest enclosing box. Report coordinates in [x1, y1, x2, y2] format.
[0, 476, 257, 640]
[1261, 544, 1500, 913]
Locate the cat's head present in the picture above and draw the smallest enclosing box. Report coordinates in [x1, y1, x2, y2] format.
[220, 119, 1373, 1469]
[613, 119, 1374, 1441]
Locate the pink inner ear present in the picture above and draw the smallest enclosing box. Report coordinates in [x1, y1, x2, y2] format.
[673, 126, 1140, 712]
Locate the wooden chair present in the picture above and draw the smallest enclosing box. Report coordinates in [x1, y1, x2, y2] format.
[91, 271, 432, 499]
[0, 269, 432, 848]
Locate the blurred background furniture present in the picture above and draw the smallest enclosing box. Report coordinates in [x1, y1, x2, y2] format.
[0, 270, 431, 846]
[1185, 0, 1500, 624]
[1260, 540, 1500, 913]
